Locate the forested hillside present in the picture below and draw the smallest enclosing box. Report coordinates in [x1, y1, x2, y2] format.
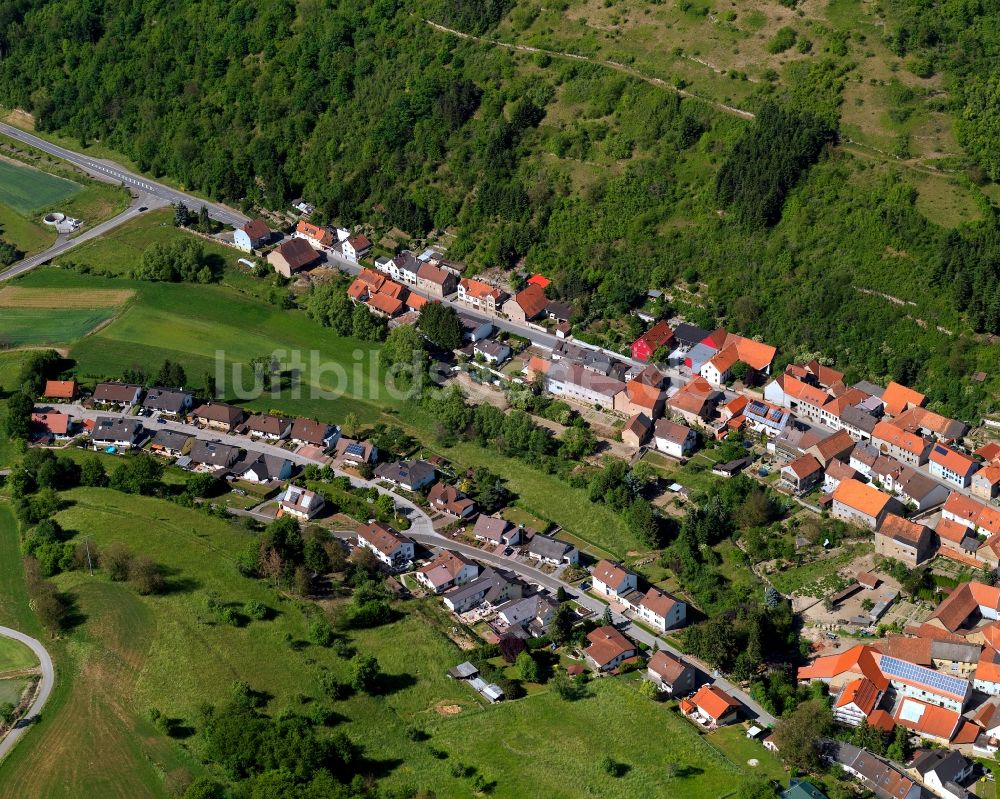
[0, 0, 998, 420]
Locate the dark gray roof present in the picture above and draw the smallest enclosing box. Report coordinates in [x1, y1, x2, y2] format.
[392, 252, 420, 276]
[236, 452, 292, 481]
[839, 405, 879, 435]
[528, 534, 573, 560]
[142, 387, 192, 414]
[189, 439, 240, 467]
[911, 748, 971, 783]
[930, 640, 981, 664]
[92, 417, 144, 442]
[673, 323, 710, 348]
[375, 459, 435, 488]
[151, 429, 191, 451]
[853, 380, 885, 399]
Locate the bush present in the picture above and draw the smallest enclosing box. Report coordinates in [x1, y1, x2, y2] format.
[103, 542, 133, 581]
[766, 26, 797, 54]
[243, 600, 268, 620]
[309, 618, 336, 647]
[129, 554, 165, 595]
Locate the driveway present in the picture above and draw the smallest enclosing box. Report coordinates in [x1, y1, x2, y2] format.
[0, 626, 55, 761]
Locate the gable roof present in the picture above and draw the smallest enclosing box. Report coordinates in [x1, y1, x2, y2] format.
[510, 284, 547, 319]
[188, 439, 239, 467]
[929, 443, 978, 475]
[779, 374, 829, 406]
[459, 278, 503, 301]
[418, 550, 475, 587]
[882, 381, 926, 416]
[192, 402, 245, 425]
[639, 587, 681, 618]
[427, 482, 475, 515]
[291, 417, 333, 445]
[710, 330, 777, 371]
[832, 479, 893, 519]
[797, 644, 889, 691]
[43, 379, 76, 399]
[275, 237, 321, 269]
[93, 382, 141, 403]
[692, 684, 741, 719]
[893, 697, 962, 741]
[894, 406, 967, 440]
[31, 411, 69, 435]
[944, 492, 1000, 536]
[142, 387, 191, 413]
[367, 292, 404, 316]
[667, 376, 720, 416]
[624, 412, 652, 440]
[416, 261, 451, 286]
[527, 533, 574, 560]
[872, 421, 929, 457]
[636, 320, 675, 351]
[346, 233, 371, 251]
[527, 273, 551, 288]
[473, 515, 512, 542]
[246, 414, 292, 436]
[927, 580, 1000, 633]
[975, 442, 1000, 462]
[805, 360, 845, 387]
[242, 218, 270, 241]
[592, 560, 632, 588]
[835, 677, 881, 715]
[654, 418, 693, 445]
[785, 453, 823, 479]
[357, 522, 411, 557]
[585, 626, 635, 666]
[647, 650, 690, 683]
[624, 379, 664, 411]
[878, 514, 930, 549]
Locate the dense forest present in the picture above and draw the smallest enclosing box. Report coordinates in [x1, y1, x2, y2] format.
[0, 0, 998, 420]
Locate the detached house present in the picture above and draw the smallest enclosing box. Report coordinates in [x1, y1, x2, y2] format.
[631, 321, 675, 363]
[142, 388, 193, 417]
[291, 418, 339, 449]
[189, 439, 240, 470]
[653, 418, 697, 459]
[416, 551, 479, 593]
[31, 411, 71, 442]
[473, 515, 521, 547]
[427, 482, 477, 518]
[875, 513, 934, 567]
[591, 560, 637, 601]
[150, 428, 191, 456]
[234, 219, 271, 252]
[236, 453, 293, 484]
[375, 459, 436, 492]
[91, 417, 144, 449]
[192, 402, 246, 433]
[278, 485, 325, 520]
[527, 533, 578, 565]
[268, 237, 321, 278]
[637, 587, 686, 631]
[245, 414, 293, 441]
[686, 684, 741, 726]
[341, 233, 371, 263]
[93, 382, 142, 408]
[42, 379, 77, 400]
[357, 522, 414, 569]
[584, 626, 637, 672]
[647, 650, 695, 695]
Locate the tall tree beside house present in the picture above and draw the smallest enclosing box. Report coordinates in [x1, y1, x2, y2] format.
[773, 699, 832, 771]
[154, 359, 187, 388]
[379, 325, 426, 374]
[418, 303, 463, 351]
[4, 391, 33, 441]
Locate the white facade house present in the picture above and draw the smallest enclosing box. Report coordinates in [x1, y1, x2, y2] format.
[637, 588, 686, 632]
[653, 419, 697, 459]
[356, 522, 414, 570]
[591, 560, 637, 600]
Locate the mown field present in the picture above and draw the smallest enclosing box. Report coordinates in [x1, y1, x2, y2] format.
[0, 159, 80, 215]
[0, 489, 776, 798]
[0, 308, 119, 347]
[0, 203, 54, 256]
[0, 636, 38, 672]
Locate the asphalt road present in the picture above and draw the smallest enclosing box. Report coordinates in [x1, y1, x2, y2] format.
[0, 626, 55, 761]
[0, 122, 248, 225]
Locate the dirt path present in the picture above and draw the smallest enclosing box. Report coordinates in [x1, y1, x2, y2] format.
[421, 18, 962, 177]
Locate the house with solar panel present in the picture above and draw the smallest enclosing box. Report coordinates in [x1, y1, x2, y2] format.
[743, 399, 791, 437]
[878, 654, 972, 713]
[335, 437, 378, 465]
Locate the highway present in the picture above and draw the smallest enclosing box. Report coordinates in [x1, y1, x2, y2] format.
[0, 626, 55, 761]
[0, 123, 248, 227]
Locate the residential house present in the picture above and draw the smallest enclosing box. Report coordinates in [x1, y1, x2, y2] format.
[622, 413, 652, 448]
[771, 424, 823, 462]
[882, 381, 927, 417]
[614, 377, 666, 420]
[415, 262, 456, 298]
[781, 454, 824, 492]
[267, 238, 321, 277]
[290, 418, 340, 449]
[442, 568, 523, 615]
[335, 437, 377, 464]
[341, 233, 371, 263]
[356, 522, 414, 569]
[526, 533, 578, 565]
[849, 442, 882, 478]
[805, 429, 856, 468]
[646, 650, 695, 695]
[245, 414, 293, 441]
[782, 781, 829, 799]
[427, 482, 476, 518]
[637, 587, 686, 631]
[672, 323, 711, 350]
[149, 429, 191, 456]
[375, 459, 436, 492]
[653, 418, 697, 459]
[831, 479, 899, 530]
[833, 677, 885, 727]
[234, 219, 271, 252]
[942, 492, 1000, 539]
[295, 220, 335, 248]
[591, 560, 638, 601]
[688, 684, 741, 726]
[834, 743, 921, 799]
[188, 439, 240, 470]
[972, 463, 1000, 500]
[875, 513, 934, 567]
[894, 406, 968, 443]
[764, 374, 830, 415]
[457, 278, 505, 314]
[91, 417, 144, 449]
[631, 321, 675, 362]
[416, 551, 479, 593]
[666, 376, 722, 427]
[42, 379, 77, 400]
[457, 313, 493, 342]
[366, 291, 404, 318]
[278, 485, 325, 520]
[236, 453, 293, 483]
[870, 457, 949, 511]
[840, 405, 881, 441]
[929, 444, 980, 488]
[824, 459, 860, 494]
[743, 399, 791, 437]
[872, 421, 932, 466]
[473, 339, 511, 365]
[526, 357, 625, 408]
[805, 360, 846, 389]
[584, 626, 637, 672]
[93, 382, 142, 408]
[695, 330, 777, 386]
[893, 698, 967, 744]
[390, 252, 421, 285]
[922, 581, 1000, 643]
[30, 411, 71, 442]
[142, 388, 193, 417]
[192, 402, 246, 433]
[502, 284, 548, 324]
[909, 749, 974, 799]
[473, 515, 521, 547]
[798, 644, 888, 698]
[495, 593, 557, 634]
[545, 300, 573, 323]
[878, 655, 972, 713]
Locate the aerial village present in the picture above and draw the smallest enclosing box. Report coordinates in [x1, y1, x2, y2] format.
[27, 210, 1000, 799]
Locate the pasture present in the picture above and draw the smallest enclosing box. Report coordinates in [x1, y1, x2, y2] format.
[0, 159, 81, 215]
[0, 636, 38, 672]
[0, 307, 118, 347]
[0, 204, 54, 256]
[0, 489, 770, 798]
[0, 286, 134, 308]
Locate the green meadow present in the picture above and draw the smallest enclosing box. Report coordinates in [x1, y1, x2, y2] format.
[0, 159, 81, 215]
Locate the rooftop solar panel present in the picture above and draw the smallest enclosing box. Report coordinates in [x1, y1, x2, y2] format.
[879, 655, 969, 696]
[345, 443, 365, 456]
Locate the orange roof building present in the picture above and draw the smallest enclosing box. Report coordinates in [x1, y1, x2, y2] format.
[584, 626, 636, 671]
[892, 697, 963, 742]
[833, 677, 883, 726]
[872, 420, 931, 465]
[690, 684, 741, 725]
[943, 491, 1000, 537]
[366, 293, 404, 317]
[797, 644, 888, 692]
[882, 381, 927, 416]
[296, 220, 335, 247]
[831, 479, 896, 529]
[526, 273, 551, 288]
[42, 379, 77, 399]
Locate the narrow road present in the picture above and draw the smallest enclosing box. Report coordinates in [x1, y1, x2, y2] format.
[1, 192, 163, 281]
[0, 626, 55, 761]
[0, 123, 248, 227]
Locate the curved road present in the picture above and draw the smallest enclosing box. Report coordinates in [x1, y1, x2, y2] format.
[0, 626, 55, 761]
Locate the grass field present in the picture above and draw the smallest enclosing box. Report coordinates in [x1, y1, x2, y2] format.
[0, 636, 38, 672]
[0, 159, 81, 215]
[0, 489, 771, 798]
[0, 203, 55, 255]
[0, 307, 118, 347]
[0, 678, 28, 705]
[0, 286, 134, 308]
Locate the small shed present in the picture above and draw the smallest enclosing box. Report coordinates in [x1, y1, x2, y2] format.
[447, 662, 479, 680]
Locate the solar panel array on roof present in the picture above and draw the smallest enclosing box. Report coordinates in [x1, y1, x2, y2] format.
[345, 443, 365, 457]
[879, 655, 969, 697]
[934, 445, 949, 456]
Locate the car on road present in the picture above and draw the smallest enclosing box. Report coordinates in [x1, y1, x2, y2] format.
[579, 581, 590, 591]
[156, 418, 167, 424]
[138, 206, 148, 212]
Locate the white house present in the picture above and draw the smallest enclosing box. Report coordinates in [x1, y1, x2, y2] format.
[279, 485, 325, 520]
[591, 560, 637, 600]
[928, 444, 980, 488]
[636, 587, 686, 632]
[342, 233, 372, 263]
[356, 522, 414, 570]
[473, 339, 511, 365]
[416, 551, 479, 593]
[234, 219, 271, 252]
[653, 418, 697, 459]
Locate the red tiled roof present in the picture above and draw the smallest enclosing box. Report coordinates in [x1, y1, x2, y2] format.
[878, 514, 929, 548]
[929, 443, 977, 475]
[636, 320, 675, 351]
[647, 650, 689, 683]
[527, 274, 551, 288]
[785, 453, 823, 479]
[296, 220, 334, 247]
[692, 684, 741, 720]
[510, 284, 548, 319]
[367, 293, 404, 316]
[585, 626, 635, 666]
[872, 420, 929, 457]
[944, 492, 1000, 536]
[893, 697, 961, 741]
[31, 412, 69, 435]
[797, 644, 889, 691]
[592, 560, 631, 589]
[883, 381, 926, 416]
[975, 442, 1000, 463]
[832, 479, 893, 519]
[638, 587, 680, 618]
[43, 379, 76, 399]
[242, 218, 270, 240]
[460, 278, 502, 301]
[835, 677, 881, 715]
